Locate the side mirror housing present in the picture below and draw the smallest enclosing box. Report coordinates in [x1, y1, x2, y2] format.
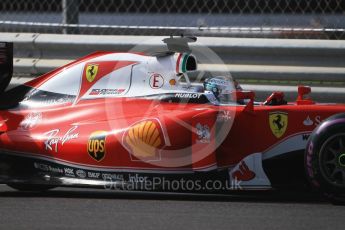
[232, 90, 255, 112]
[263, 91, 287, 106]
[296, 85, 314, 105]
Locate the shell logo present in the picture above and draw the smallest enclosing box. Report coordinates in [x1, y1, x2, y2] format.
[123, 120, 165, 161]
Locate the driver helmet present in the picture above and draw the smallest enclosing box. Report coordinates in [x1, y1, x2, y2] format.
[203, 77, 232, 101]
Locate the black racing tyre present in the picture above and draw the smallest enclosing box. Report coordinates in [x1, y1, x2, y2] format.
[0, 72, 12, 94]
[0, 42, 13, 94]
[7, 183, 56, 192]
[305, 113, 345, 203]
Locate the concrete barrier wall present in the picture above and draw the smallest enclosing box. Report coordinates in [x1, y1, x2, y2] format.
[0, 33, 344, 82]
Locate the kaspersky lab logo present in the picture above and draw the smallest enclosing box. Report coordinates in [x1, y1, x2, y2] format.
[88, 131, 107, 162]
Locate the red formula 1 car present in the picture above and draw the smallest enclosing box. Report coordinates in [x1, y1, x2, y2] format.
[0, 38, 345, 201]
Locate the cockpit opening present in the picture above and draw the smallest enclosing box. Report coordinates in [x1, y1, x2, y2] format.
[185, 55, 197, 72]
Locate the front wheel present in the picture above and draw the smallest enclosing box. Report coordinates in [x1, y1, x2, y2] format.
[305, 114, 345, 203]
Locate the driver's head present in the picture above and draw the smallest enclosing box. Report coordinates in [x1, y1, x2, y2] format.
[203, 77, 232, 101]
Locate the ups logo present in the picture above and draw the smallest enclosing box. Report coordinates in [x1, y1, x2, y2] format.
[88, 131, 107, 162]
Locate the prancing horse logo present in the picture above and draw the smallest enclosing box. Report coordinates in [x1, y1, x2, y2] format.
[269, 112, 288, 138]
[85, 64, 99, 83]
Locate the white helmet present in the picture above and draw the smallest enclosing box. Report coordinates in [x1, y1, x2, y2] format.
[203, 77, 233, 103]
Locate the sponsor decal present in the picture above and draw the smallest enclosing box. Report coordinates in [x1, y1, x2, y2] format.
[88, 172, 101, 179]
[43, 126, 79, 153]
[22, 90, 74, 106]
[64, 167, 75, 177]
[306, 142, 320, 187]
[123, 119, 165, 162]
[43, 96, 75, 105]
[302, 134, 310, 141]
[303, 116, 313, 126]
[20, 112, 42, 130]
[169, 79, 176, 86]
[175, 93, 201, 99]
[231, 161, 256, 181]
[269, 112, 288, 138]
[33, 162, 64, 174]
[85, 64, 99, 83]
[87, 131, 107, 162]
[217, 110, 232, 122]
[89, 88, 126, 96]
[303, 115, 322, 127]
[102, 173, 124, 181]
[48, 166, 64, 174]
[149, 73, 164, 89]
[76, 169, 87, 178]
[306, 142, 314, 177]
[34, 162, 49, 171]
[207, 78, 230, 86]
[195, 123, 210, 143]
[128, 174, 148, 183]
[314, 116, 322, 126]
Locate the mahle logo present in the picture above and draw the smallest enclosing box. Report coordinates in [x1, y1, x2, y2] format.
[88, 131, 107, 161]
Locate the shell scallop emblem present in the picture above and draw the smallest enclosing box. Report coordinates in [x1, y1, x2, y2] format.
[124, 120, 165, 161]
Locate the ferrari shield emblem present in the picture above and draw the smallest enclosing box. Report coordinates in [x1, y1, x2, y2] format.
[85, 64, 99, 83]
[269, 112, 288, 138]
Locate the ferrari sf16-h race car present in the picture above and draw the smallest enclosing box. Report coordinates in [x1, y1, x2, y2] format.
[0, 37, 345, 202]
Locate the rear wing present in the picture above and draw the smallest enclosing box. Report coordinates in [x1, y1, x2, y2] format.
[0, 42, 13, 93]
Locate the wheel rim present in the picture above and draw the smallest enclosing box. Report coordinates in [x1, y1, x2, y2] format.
[319, 133, 345, 187]
[339, 153, 345, 167]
